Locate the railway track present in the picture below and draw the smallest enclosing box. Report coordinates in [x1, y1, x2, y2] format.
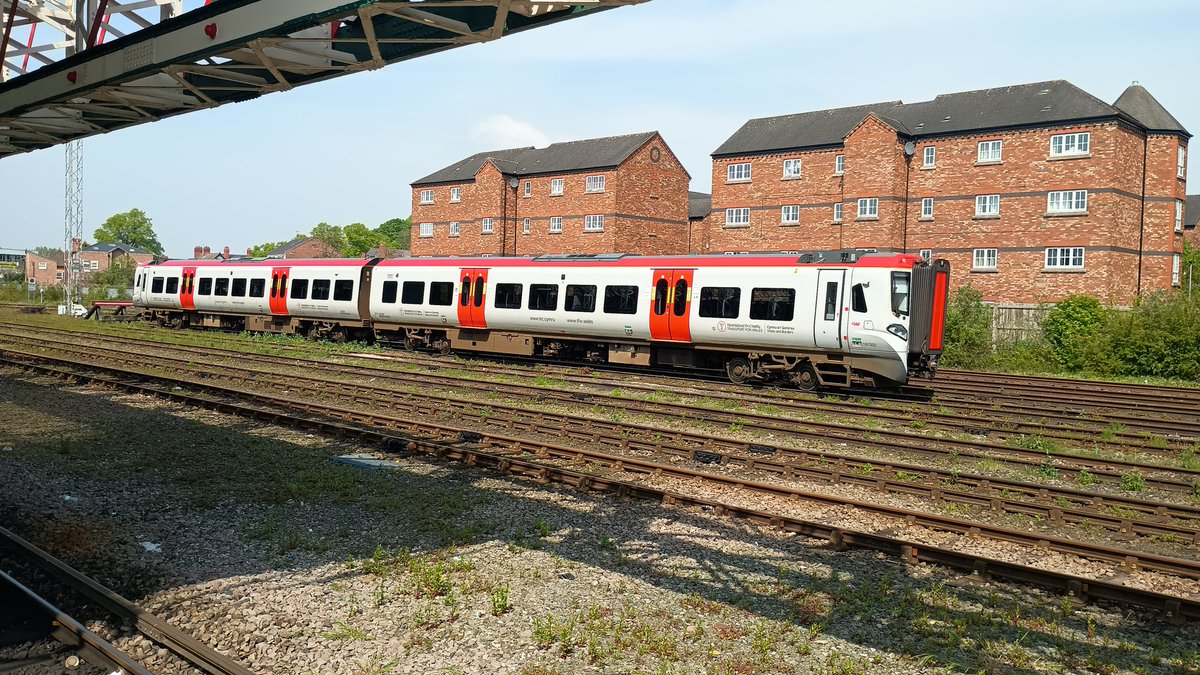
[2, 345, 1199, 621]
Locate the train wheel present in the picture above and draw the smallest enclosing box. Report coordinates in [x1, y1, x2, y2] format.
[403, 337, 421, 351]
[791, 364, 818, 391]
[725, 357, 753, 385]
[433, 338, 452, 355]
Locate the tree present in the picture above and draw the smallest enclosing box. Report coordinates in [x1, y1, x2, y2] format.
[342, 222, 377, 257]
[247, 238, 298, 258]
[940, 286, 993, 369]
[33, 246, 59, 258]
[1041, 295, 1105, 371]
[94, 208, 164, 256]
[377, 217, 411, 251]
[309, 222, 346, 255]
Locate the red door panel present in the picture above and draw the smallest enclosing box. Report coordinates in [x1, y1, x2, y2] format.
[456, 268, 489, 329]
[180, 267, 196, 310]
[649, 269, 693, 342]
[269, 266, 290, 315]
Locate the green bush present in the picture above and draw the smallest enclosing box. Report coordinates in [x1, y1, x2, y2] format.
[1082, 292, 1200, 381]
[1041, 295, 1105, 370]
[940, 286, 993, 369]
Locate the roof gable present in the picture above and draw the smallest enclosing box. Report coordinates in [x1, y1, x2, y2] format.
[1113, 84, 1190, 136]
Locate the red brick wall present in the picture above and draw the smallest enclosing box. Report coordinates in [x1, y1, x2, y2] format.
[283, 238, 340, 259]
[25, 253, 63, 286]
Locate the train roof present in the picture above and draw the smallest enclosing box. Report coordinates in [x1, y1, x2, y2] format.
[143, 252, 923, 269]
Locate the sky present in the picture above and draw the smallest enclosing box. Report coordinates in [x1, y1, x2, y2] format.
[2, 0, 1198, 258]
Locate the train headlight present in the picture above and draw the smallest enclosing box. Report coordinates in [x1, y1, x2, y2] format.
[887, 323, 908, 340]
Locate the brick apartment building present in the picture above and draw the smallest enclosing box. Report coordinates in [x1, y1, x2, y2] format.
[410, 132, 690, 257]
[703, 81, 1190, 305]
[24, 250, 65, 285]
[1186, 194, 1199, 246]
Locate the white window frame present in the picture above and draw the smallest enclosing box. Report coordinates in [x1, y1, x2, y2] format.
[522, 218, 531, 235]
[90, 260, 99, 270]
[977, 140, 1003, 163]
[38, 261, 47, 270]
[449, 187, 461, 203]
[584, 214, 605, 232]
[727, 162, 752, 182]
[781, 205, 800, 224]
[725, 207, 750, 227]
[973, 248, 997, 270]
[1173, 253, 1181, 286]
[975, 194, 1000, 216]
[856, 198, 878, 219]
[1050, 132, 1090, 158]
[449, 222, 459, 237]
[922, 146, 935, 168]
[783, 159, 802, 179]
[523, 181, 532, 198]
[1045, 247, 1085, 270]
[834, 154, 844, 175]
[419, 222, 434, 238]
[1179, 147, 1187, 179]
[481, 218, 494, 234]
[549, 217, 563, 233]
[1047, 190, 1088, 214]
[1177, 200, 1184, 233]
[550, 178, 564, 196]
[585, 175, 606, 193]
[921, 198, 934, 219]
[55, 271, 63, 280]
[419, 189, 434, 205]
[833, 203, 843, 223]
[919, 249, 932, 261]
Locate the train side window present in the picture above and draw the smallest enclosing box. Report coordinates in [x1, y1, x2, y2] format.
[290, 279, 308, 300]
[232, 278, 247, 297]
[214, 278, 229, 296]
[279, 274, 288, 299]
[565, 285, 596, 312]
[249, 279, 266, 298]
[333, 280, 354, 301]
[528, 284, 558, 311]
[673, 279, 689, 317]
[473, 276, 485, 307]
[198, 278, 213, 295]
[381, 281, 398, 304]
[151, 277, 164, 293]
[603, 285, 638, 314]
[270, 274, 278, 298]
[750, 288, 796, 321]
[891, 272, 910, 317]
[494, 283, 523, 309]
[851, 283, 867, 313]
[823, 283, 838, 321]
[401, 281, 424, 305]
[165, 277, 179, 294]
[460, 276, 471, 306]
[429, 281, 454, 306]
[311, 279, 331, 300]
[698, 287, 740, 319]
[653, 279, 668, 315]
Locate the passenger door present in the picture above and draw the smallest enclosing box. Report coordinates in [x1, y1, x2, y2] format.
[456, 268, 489, 329]
[814, 269, 844, 349]
[179, 266, 196, 310]
[269, 266, 290, 315]
[649, 269, 694, 342]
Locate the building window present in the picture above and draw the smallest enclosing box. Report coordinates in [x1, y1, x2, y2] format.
[585, 175, 605, 193]
[1177, 200, 1185, 233]
[727, 162, 752, 182]
[1050, 132, 1090, 157]
[37, 261, 47, 270]
[1047, 190, 1088, 214]
[419, 222, 434, 238]
[725, 208, 750, 227]
[1173, 253, 1181, 286]
[584, 215, 605, 232]
[977, 140, 1003, 163]
[783, 159, 802, 179]
[856, 198, 878, 219]
[975, 194, 1000, 217]
[550, 178, 564, 196]
[780, 205, 800, 224]
[833, 203, 843, 223]
[921, 198, 933, 219]
[523, 181, 532, 197]
[550, 216, 563, 233]
[923, 147, 935, 167]
[90, 260, 99, 270]
[1179, 147, 1187, 179]
[449, 222, 459, 237]
[834, 154, 844, 175]
[973, 248, 997, 270]
[419, 189, 434, 204]
[1045, 247, 1085, 269]
[450, 187, 461, 203]
[919, 249, 932, 261]
[523, 218, 531, 235]
[481, 218, 494, 234]
[55, 271, 64, 280]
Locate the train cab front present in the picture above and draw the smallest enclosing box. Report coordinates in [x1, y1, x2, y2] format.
[905, 258, 951, 380]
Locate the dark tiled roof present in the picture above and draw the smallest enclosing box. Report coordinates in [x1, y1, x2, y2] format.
[267, 238, 309, 256]
[1186, 194, 1200, 229]
[414, 132, 659, 185]
[82, 241, 153, 254]
[688, 191, 712, 220]
[714, 80, 1173, 157]
[1113, 85, 1190, 135]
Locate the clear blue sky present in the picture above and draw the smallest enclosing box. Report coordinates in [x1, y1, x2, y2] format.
[2, 0, 1197, 258]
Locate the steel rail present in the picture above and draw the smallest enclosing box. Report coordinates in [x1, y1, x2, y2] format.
[2, 353, 1197, 622]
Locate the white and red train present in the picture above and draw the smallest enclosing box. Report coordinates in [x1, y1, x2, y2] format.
[134, 252, 950, 389]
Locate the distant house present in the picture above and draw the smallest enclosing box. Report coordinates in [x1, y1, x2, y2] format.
[267, 237, 341, 259]
[79, 242, 156, 273]
[25, 250, 65, 285]
[687, 191, 711, 255]
[190, 245, 251, 261]
[1187, 195, 1199, 246]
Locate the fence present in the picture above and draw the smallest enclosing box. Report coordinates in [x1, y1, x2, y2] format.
[989, 303, 1049, 346]
[1, 281, 132, 305]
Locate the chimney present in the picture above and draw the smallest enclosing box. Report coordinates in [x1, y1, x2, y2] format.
[223, 246, 230, 259]
[203, 246, 211, 256]
[246, 248, 252, 256]
[194, 246, 203, 259]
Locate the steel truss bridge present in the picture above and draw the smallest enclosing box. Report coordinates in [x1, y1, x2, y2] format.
[0, 0, 646, 159]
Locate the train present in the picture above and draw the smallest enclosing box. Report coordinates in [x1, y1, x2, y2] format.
[133, 251, 950, 390]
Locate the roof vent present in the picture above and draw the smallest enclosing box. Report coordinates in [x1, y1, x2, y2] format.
[915, 122, 925, 129]
[942, 116, 951, 122]
[1041, 105, 1052, 112]
[1037, 88, 1051, 95]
